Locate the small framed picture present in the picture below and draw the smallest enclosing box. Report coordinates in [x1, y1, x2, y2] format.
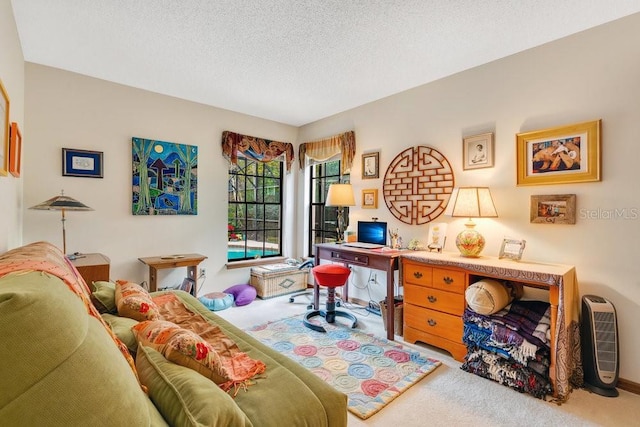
[362, 152, 379, 179]
[426, 222, 447, 253]
[499, 238, 526, 261]
[463, 132, 494, 170]
[362, 189, 378, 209]
[62, 148, 104, 178]
[8, 122, 21, 177]
[530, 194, 576, 224]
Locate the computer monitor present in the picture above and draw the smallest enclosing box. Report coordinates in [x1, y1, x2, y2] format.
[357, 221, 387, 245]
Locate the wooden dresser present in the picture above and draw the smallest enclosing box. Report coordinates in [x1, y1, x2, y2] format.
[70, 253, 110, 286]
[402, 258, 467, 361]
[400, 251, 581, 400]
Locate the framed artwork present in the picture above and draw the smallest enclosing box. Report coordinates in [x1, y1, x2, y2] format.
[362, 188, 378, 209]
[8, 122, 21, 177]
[62, 148, 104, 178]
[530, 194, 576, 224]
[517, 120, 601, 185]
[362, 151, 379, 179]
[499, 238, 526, 261]
[132, 137, 198, 215]
[463, 132, 494, 170]
[0, 79, 9, 177]
[426, 222, 447, 253]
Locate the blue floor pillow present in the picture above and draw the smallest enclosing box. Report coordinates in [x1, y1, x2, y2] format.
[198, 292, 234, 311]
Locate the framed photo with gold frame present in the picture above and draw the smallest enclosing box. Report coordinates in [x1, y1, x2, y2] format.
[530, 194, 576, 224]
[499, 238, 526, 261]
[463, 132, 494, 170]
[0, 79, 10, 177]
[517, 119, 601, 186]
[362, 188, 378, 209]
[362, 152, 379, 179]
[9, 122, 21, 177]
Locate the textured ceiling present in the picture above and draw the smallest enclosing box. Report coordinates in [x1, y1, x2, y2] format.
[11, 1, 640, 126]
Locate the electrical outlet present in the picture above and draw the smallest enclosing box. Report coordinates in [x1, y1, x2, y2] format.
[199, 268, 206, 277]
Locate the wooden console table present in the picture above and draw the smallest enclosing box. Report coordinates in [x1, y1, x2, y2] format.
[70, 253, 110, 285]
[138, 254, 207, 296]
[314, 243, 405, 340]
[401, 251, 581, 400]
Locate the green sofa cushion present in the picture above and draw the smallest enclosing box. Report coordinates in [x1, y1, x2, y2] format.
[102, 312, 139, 355]
[0, 272, 152, 425]
[137, 345, 252, 427]
[90, 280, 117, 314]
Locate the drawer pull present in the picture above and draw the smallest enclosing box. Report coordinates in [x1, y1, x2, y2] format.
[413, 271, 423, 279]
[443, 276, 453, 285]
[427, 319, 437, 327]
[427, 295, 437, 303]
[354, 256, 359, 262]
[335, 254, 341, 258]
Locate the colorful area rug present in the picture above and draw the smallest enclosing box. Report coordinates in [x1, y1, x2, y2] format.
[246, 315, 441, 419]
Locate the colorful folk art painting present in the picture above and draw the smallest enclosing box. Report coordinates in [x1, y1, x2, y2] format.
[132, 137, 198, 215]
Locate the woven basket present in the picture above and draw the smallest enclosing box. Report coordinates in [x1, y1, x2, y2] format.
[250, 264, 308, 299]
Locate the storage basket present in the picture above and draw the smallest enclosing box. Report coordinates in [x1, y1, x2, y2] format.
[379, 297, 404, 336]
[250, 264, 308, 299]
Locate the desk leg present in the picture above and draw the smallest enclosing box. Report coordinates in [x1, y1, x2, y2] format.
[313, 253, 320, 310]
[386, 261, 395, 340]
[187, 266, 198, 297]
[148, 267, 158, 292]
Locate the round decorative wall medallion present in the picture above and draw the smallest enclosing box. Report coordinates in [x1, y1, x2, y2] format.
[383, 146, 455, 225]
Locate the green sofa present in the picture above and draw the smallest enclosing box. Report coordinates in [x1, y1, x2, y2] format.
[0, 242, 347, 426]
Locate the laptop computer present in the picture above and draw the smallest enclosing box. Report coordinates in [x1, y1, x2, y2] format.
[343, 221, 387, 249]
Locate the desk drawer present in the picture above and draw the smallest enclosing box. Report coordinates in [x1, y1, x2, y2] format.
[404, 303, 463, 342]
[432, 268, 465, 293]
[330, 251, 368, 266]
[404, 284, 464, 315]
[402, 261, 432, 287]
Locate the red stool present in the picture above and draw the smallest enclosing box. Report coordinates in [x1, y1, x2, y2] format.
[304, 264, 358, 332]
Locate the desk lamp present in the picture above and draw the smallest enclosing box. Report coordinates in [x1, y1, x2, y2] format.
[325, 183, 355, 243]
[448, 187, 497, 257]
[30, 191, 93, 255]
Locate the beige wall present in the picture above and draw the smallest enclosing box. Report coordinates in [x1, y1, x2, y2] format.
[298, 13, 640, 383]
[0, 0, 24, 251]
[22, 64, 299, 291]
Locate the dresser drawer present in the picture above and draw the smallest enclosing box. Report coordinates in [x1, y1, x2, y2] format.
[330, 251, 368, 266]
[404, 284, 465, 315]
[402, 261, 432, 287]
[404, 303, 463, 342]
[432, 268, 466, 294]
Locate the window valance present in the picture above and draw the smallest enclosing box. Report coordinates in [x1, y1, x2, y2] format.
[298, 131, 356, 175]
[222, 131, 295, 172]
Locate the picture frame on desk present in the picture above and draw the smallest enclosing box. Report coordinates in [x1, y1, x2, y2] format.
[499, 238, 526, 261]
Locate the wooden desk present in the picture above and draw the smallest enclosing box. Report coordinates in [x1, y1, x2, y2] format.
[314, 243, 405, 340]
[138, 253, 207, 296]
[70, 253, 110, 285]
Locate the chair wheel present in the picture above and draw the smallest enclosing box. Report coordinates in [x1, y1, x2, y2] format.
[336, 301, 341, 307]
[289, 297, 294, 303]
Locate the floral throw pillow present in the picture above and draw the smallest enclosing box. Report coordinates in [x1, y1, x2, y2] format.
[131, 320, 233, 388]
[115, 280, 161, 321]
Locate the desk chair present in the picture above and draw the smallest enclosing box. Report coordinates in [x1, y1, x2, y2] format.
[303, 264, 358, 332]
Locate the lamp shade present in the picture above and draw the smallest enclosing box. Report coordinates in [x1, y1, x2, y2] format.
[325, 183, 356, 207]
[449, 187, 497, 218]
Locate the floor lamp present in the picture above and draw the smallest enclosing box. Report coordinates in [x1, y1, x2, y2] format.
[30, 191, 93, 255]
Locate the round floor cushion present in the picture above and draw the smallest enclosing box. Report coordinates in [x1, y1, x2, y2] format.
[198, 292, 234, 311]
[223, 284, 257, 306]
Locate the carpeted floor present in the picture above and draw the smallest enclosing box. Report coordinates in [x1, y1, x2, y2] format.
[246, 314, 441, 419]
[216, 293, 640, 426]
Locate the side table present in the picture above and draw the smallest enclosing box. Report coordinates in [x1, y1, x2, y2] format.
[69, 253, 110, 286]
[138, 253, 207, 296]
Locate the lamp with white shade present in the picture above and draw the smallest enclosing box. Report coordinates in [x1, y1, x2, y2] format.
[448, 187, 498, 257]
[325, 183, 355, 243]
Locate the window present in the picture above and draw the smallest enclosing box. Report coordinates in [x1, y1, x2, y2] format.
[308, 160, 349, 256]
[228, 158, 283, 261]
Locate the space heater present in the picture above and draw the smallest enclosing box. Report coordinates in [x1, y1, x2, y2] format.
[581, 295, 619, 397]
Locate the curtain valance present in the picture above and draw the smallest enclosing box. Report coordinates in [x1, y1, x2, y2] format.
[222, 131, 295, 172]
[298, 131, 356, 175]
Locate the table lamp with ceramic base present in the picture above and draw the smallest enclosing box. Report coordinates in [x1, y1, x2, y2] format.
[325, 183, 355, 243]
[448, 187, 497, 257]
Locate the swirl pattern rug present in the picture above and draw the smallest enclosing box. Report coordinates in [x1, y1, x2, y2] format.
[246, 315, 441, 419]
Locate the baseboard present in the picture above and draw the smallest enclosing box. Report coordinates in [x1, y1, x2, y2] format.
[618, 378, 640, 395]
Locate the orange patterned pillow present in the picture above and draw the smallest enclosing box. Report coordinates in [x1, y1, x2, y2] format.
[131, 320, 233, 387]
[115, 280, 161, 321]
